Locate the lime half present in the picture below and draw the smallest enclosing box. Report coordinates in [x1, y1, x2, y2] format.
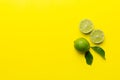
[80, 19, 94, 34]
[90, 30, 104, 44]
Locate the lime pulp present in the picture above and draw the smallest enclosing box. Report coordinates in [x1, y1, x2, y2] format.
[80, 19, 94, 34]
[90, 30, 104, 44]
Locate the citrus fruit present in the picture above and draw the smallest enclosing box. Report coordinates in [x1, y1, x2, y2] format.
[90, 30, 104, 44]
[80, 19, 94, 34]
[74, 38, 90, 52]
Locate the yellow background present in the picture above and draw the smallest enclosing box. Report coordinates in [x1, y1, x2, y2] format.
[0, 0, 119, 80]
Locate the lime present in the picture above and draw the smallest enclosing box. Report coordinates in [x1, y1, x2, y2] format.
[80, 19, 94, 34]
[90, 30, 104, 44]
[74, 38, 90, 52]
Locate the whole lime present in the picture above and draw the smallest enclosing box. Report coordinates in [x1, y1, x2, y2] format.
[74, 38, 90, 52]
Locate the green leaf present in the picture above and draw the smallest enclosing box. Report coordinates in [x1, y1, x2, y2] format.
[91, 46, 105, 59]
[85, 51, 93, 65]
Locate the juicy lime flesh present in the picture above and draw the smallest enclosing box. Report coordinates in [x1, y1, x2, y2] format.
[80, 19, 94, 34]
[90, 30, 104, 44]
[74, 38, 90, 52]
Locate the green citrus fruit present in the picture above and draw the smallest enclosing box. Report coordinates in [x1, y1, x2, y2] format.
[90, 30, 104, 44]
[80, 19, 94, 34]
[74, 38, 90, 52]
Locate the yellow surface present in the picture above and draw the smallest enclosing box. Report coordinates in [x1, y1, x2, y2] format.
[0, 0, 119, 80]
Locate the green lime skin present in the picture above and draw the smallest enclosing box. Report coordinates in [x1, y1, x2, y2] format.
[74, 38, 90, 52]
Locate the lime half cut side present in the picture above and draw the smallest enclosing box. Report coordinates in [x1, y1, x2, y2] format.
[90, 30, 104, 44]
[80, 19, 94, 34]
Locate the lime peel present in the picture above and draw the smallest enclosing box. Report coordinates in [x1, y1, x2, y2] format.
[74, 38, 90, 52]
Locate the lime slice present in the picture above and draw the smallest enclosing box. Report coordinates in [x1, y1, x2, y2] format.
[90, 30, 104, 44]
[80, 19, 94, 34]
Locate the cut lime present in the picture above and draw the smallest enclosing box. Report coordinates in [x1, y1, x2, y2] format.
[80, 19, 94, 34]
[90, 30, 104, 44]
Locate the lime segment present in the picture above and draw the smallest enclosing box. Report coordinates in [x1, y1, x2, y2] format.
[90, 30, 104, 44]
[80, 19, 94, 34]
